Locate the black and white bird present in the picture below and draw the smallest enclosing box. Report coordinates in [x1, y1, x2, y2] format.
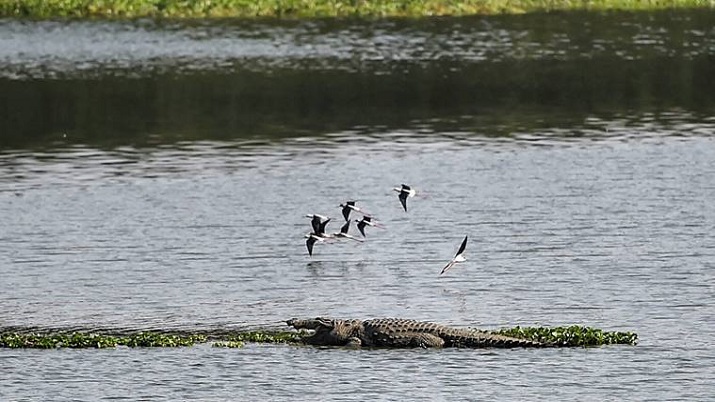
[393, 184, 416, 212]
[339, 201, 368, 222]
[332, 220, 364, 242]
[439, 236, 468, 275]
[305, 233, 326, 257]
[305, 214, 331, 237]
[355, 216, 384, 237]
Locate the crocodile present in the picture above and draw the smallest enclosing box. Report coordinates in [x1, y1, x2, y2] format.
[287, 317, 548, 348]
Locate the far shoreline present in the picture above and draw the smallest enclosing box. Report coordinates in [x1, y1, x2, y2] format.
[1, 0, 712, 19]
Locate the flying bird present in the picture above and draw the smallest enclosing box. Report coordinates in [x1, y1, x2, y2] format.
[339, 201, 369, 222]
[355, 216, 384, 237]
[332, 220, 364, 242]
[305, 233, 325, 257]
[306, 214, 331, 236]
[393, 184, 416, 212]
[439, 236, 468, 275]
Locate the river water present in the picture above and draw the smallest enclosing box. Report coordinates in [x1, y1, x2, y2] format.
[1, 10, 714, 401]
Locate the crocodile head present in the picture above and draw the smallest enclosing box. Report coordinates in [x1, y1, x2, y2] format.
[287, 317, 362, 346]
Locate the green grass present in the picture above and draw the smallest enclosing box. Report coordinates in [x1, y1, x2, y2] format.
[1, 326, 636, 348]
[0, 0, 712, 18]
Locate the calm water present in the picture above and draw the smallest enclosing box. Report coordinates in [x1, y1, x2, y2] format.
[1, 11, 715, 401]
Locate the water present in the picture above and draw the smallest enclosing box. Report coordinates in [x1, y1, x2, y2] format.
[1, 10, 715, 401]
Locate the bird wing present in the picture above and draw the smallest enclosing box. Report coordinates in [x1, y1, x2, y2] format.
[440, 259, 455, 275]
[356, 221, 366, 237]
[341, 206, 350, 221]
[310, 216, 321, 234]
[398, 192, 408, 211]
[306, 236, 315, 256]
[318, 218, 331, 235]
[455, 235, 468, 257]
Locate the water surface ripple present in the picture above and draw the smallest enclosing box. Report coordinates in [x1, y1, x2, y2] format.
[2, 134, 714, 400]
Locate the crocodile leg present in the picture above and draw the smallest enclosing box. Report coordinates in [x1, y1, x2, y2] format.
[346, 337, 362, 348]
[364, 330, 445, 348]
[396, 333, 445, 348]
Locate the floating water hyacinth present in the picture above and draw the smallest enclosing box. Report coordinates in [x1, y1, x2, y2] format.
[494, 326, 638, 347]
[225, 331, 303, 344]
[0, 332, 207, 349]
[212, 341, 245, 348]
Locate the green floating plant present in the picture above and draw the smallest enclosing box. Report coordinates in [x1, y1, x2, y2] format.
[0, 332, 120, 349]
[223, 331, 304, 344]
[0, 332, 206, 349]
[0, 330, 303, 349]
[493, 325, 638, 347]
[212, 341, 245, 348]
[118, 332, 207, 347]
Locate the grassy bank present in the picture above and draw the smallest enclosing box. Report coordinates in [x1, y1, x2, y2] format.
[0, 0, 712, 18]
[1, 326, 637, 348]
